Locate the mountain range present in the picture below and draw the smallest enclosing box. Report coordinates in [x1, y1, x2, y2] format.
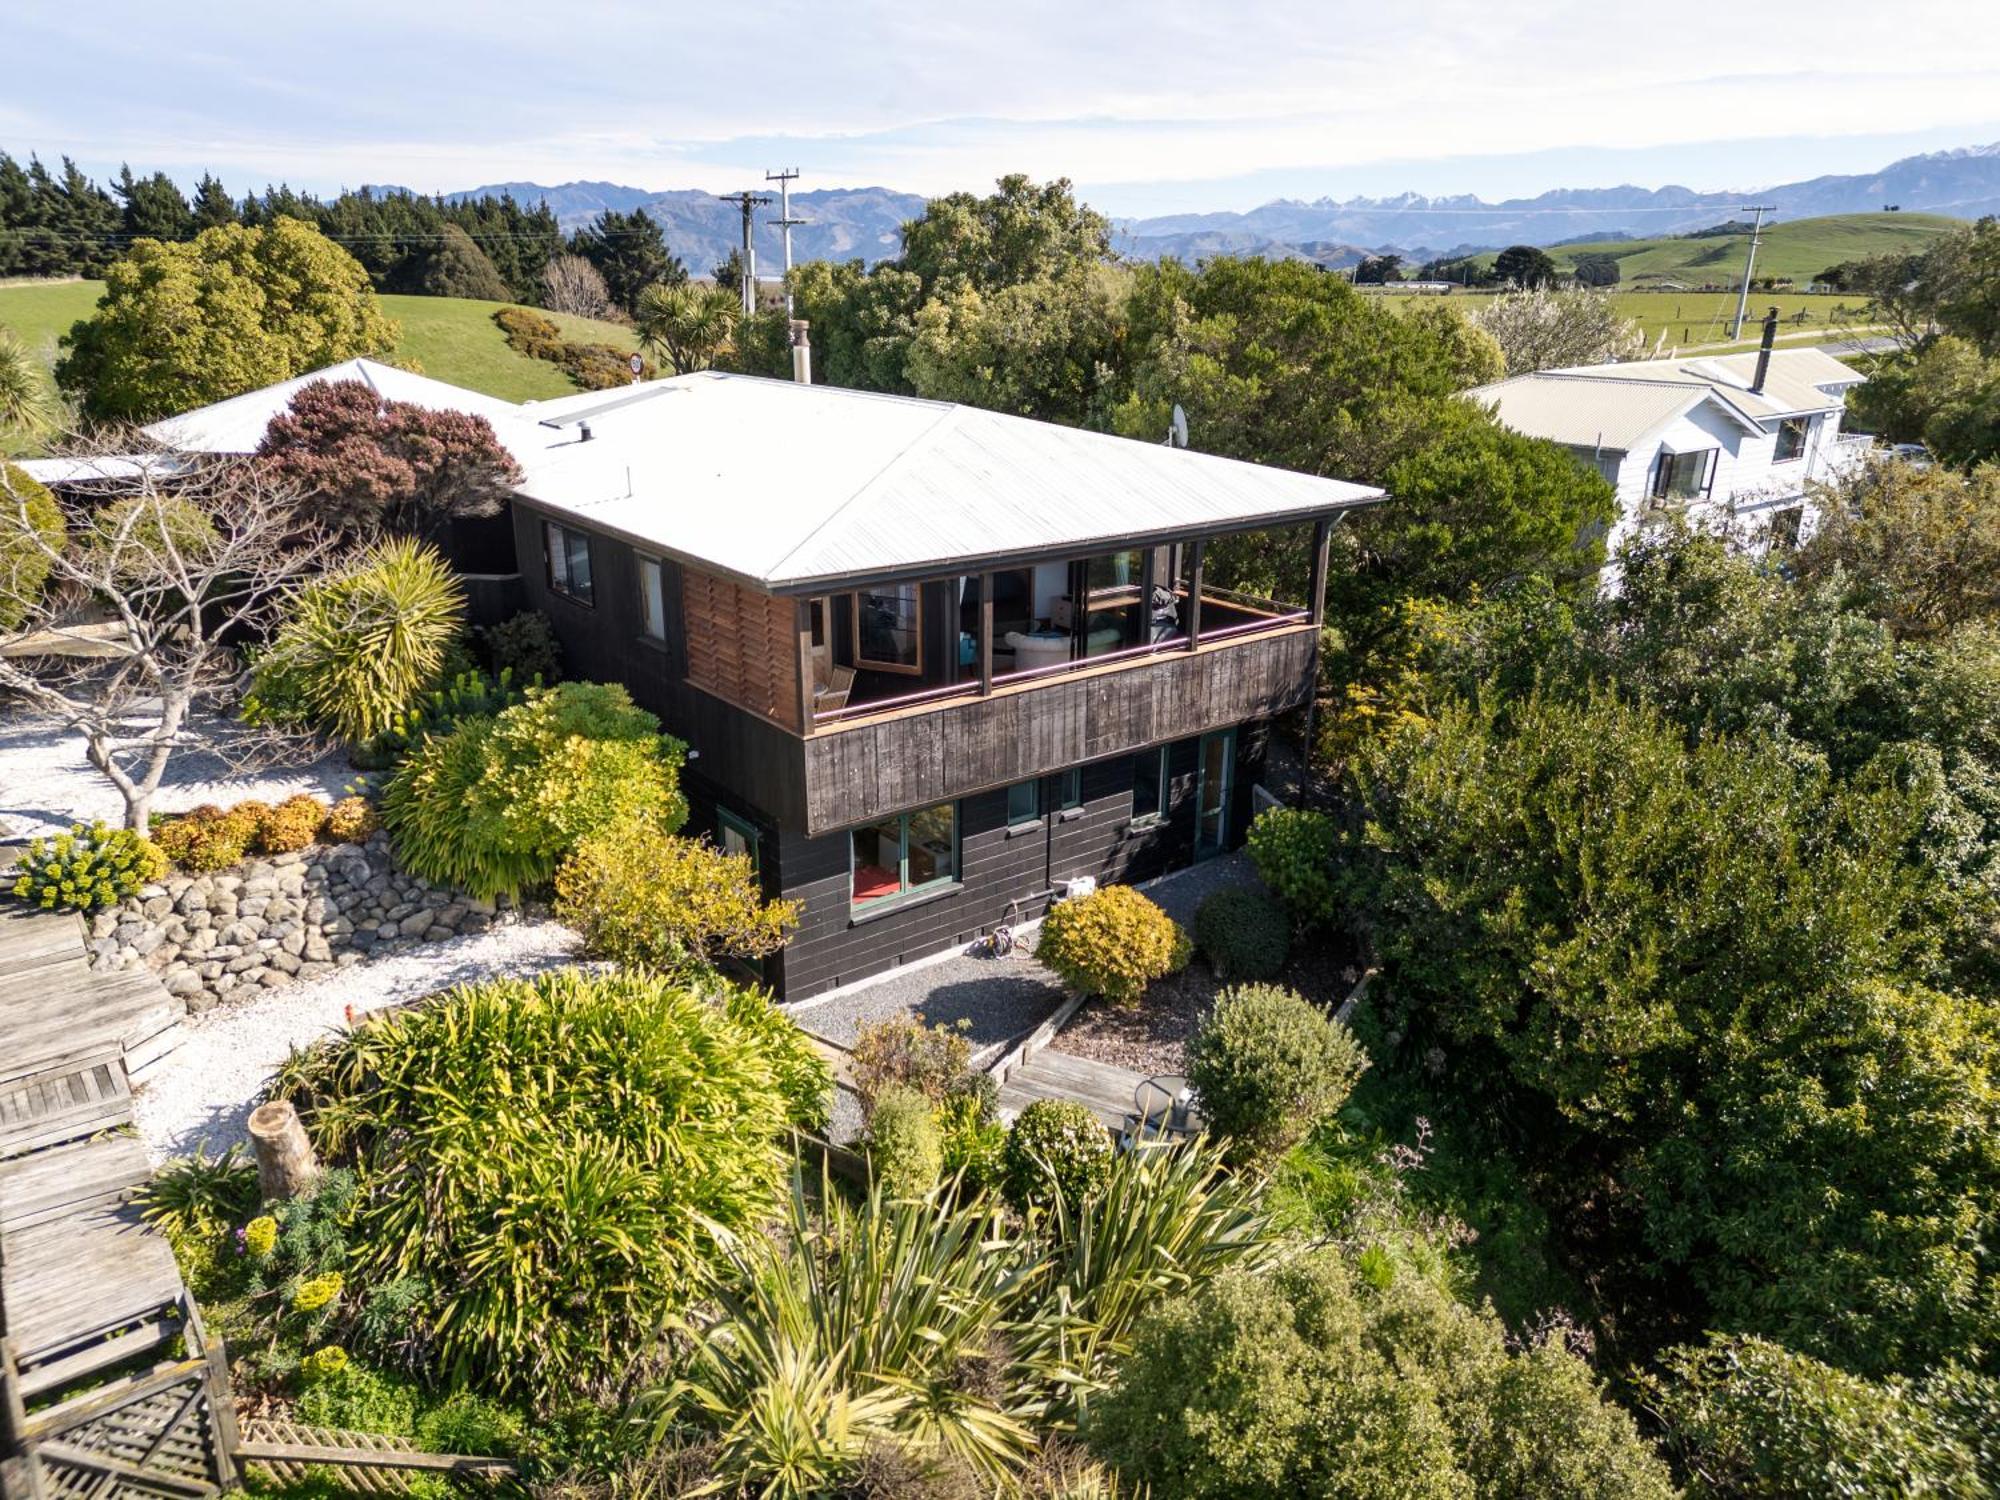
[439, 142, 2000, 274]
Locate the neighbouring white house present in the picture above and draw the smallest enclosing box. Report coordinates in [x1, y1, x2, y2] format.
[1467, 334, 1872, 564]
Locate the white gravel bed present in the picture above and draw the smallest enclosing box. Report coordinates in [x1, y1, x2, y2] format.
[0, 711, 356, 843]
[131, 920, 582, 1164]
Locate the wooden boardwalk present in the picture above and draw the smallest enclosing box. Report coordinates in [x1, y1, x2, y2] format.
[996, 1048, 1150, 1133]
[0, 906, 224, 1500]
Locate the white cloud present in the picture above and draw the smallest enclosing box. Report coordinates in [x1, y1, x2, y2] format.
[7, 0, 1998, 211]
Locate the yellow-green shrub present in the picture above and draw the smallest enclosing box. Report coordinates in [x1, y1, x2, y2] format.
[259, 794, 327, 853]
[153, 803, 261, 872]
[1036, 885, 1191, 1006]
[867, 1083, 944, 1198]
[1244, 806, 1341, 926]
[324, 795, 380, 843]
[0, 463, 65, 632]
[10, 822, 167, 911]
[555, 824, 797, 976]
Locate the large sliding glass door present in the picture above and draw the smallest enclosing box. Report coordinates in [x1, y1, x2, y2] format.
[1195, 729, 1234, 860]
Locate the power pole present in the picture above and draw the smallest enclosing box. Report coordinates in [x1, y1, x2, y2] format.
[1729, 205, 1778, 341]
[717, 190, 771, 320]
[765, 168, 806, 317]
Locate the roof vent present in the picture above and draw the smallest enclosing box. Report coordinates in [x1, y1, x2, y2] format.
[578, 420, 593, 443]
[1752, 306, 1779, 394]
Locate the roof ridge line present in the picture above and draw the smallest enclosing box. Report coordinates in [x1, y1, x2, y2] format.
[761, 401, 968, 582]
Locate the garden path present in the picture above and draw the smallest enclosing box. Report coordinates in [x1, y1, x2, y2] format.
[128, 921, 581, 1163]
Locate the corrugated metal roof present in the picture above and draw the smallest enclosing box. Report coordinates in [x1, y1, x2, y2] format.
[1467, 347, 1866, 451]
[514, 373, 1382, 591]
[141, 358, 531, 457]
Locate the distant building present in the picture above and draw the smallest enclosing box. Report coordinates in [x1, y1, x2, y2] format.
[1467, 340, 1870, 562]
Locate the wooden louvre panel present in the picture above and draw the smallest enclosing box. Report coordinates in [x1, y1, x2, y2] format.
[682, 567, 804, 732]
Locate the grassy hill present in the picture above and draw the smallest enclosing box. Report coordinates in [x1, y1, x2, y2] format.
[1467, 212, 1961, 289]
[0, 280, 643, 452]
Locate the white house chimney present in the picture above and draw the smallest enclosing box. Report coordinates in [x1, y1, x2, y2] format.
[790, 319, 812, 385]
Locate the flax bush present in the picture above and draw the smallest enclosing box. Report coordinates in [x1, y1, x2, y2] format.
[1035, 885, 1191, 1006]
[268, 968, 796, 1401]
[9, 821, 167, 910]
[254, 537, 465, 744]
[554, 824, 797, 977]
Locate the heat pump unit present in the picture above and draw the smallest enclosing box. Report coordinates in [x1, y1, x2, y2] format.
[1058, 876, 1097, 901]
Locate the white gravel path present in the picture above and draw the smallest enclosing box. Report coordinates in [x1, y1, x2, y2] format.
[0, 711, 356, 843]
[130, 921, 583, 1164]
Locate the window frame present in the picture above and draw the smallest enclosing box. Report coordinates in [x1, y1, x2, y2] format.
[1130, 746, 1169, 828]
[544, 520, 596, 606]
[851, 582, 924, 676]
[717, 807, 761, 875]
[1651, 447, 1717, 503]
[636, 553, 667, 641]
[1006, 779, 1042, 831]
[1774, 416, 1810, 464]
[850, 801, 960, 912]
[1057, 768, 1083, 813]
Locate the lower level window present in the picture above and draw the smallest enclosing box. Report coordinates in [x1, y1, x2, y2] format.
[1132, 746, 1168, 825]
[1652, 449, 1715, 502]
[1007, 780, 1041, 828]
[852, 802, 958, 907]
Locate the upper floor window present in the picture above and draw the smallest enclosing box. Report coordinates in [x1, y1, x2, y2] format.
[545, 521, 594, 604]
[1774, 416, 1810, 463]
[637, 556, 666, 640]
[854, 583, 921, 674]
[1652, 448, 1715, 503]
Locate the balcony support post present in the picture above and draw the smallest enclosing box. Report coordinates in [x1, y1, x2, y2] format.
[794, 598, 816, 734]
[1308, 516, 1332, 625]
[978, 571, 994, 695]
[1186, 542, 1205, 650]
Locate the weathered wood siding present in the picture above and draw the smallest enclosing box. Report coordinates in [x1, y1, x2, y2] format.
[799, 627, 1311, 834]
[681, 567, 804, 732]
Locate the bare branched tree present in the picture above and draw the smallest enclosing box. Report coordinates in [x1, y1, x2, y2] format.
[540, 254, 616, 321]
[0, 447, 349, 829]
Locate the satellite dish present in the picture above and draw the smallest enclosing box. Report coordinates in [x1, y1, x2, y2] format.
[1167, 404, 1189, 450]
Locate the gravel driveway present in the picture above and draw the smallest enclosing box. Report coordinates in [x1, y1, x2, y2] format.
[0, 711, 356, 843]
[130, 921, 582, 1163]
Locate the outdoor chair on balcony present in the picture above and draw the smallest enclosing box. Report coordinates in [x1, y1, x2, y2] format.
[814, 664, 856, 715]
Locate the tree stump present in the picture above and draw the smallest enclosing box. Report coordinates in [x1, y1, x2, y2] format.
[247, 1099, 320, 1201]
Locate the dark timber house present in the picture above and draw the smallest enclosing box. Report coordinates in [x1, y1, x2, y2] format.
[505, 369, 1381, 999]
[109, 356, 1384, 1001]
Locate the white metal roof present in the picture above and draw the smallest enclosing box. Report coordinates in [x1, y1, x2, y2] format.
[513, 373, 1382, 591]
[141, 358, 533, 458]
[1467, 346, 1865, 454]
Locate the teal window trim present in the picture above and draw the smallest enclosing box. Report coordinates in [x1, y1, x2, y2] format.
[717, 807, 761, 875]
[1130, 746, 1169, 828]
[1058, 768, 1082, 811]
[851, 803, 961, 913]
[1006, 780, 1041, 829]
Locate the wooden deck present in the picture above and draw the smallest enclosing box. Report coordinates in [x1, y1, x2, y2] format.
[997, 1049, 1150, 1133]
[0, 905, 223, 1500]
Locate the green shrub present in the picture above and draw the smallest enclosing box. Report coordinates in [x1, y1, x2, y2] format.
[259, 794, 327, 853]
[324, 795, 380, 843]
[85, 494, 221, 576]
[9, 821, 166, 911]
[255, 538, 465, 744]
[849, 1016, 992, 1119]
[937, 1093, 1007, 1196]
[1186, 985, 1368, 1163]
[1244, 807, 1340, 926]
[381, 681, 686, 899]
[720, 985, 832, 1133]
[555, 825, 798, 976]
[1004, 1099, 1113, 1216]
[0, 462, 65, 632]
[1193, 887, 1291, 981]
[1036, 885, 1191, 1006]
[353, 667, 529, 770]
[152, 802, 262, 871]
[413, 1389, 525, 1457]
[869, 1084, 945, 1198]
[480, 611, 562, 684]
[237, 642, 315, 728]
[1085, 1248, 1673, 1500]
[1644, 1334, 1997, 1498]
[295, 1359, 421, 1436]
[269, 969, 795, 1400]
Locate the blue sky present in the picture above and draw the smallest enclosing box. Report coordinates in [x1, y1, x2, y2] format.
[6, 0, 1998, 217]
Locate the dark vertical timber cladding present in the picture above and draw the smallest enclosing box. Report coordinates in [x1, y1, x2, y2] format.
[773, 733, 1243, 999]
[508, 502, 812, 829]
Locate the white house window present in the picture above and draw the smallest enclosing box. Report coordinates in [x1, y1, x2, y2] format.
[1652, 449, 1716, 503]
[853, 583, 922, 674]
[545, 521, 594, 604]
[1768, 507, 1805, 552]
[637, 556, 666, 640]
[1774, 417, 1810, 463]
